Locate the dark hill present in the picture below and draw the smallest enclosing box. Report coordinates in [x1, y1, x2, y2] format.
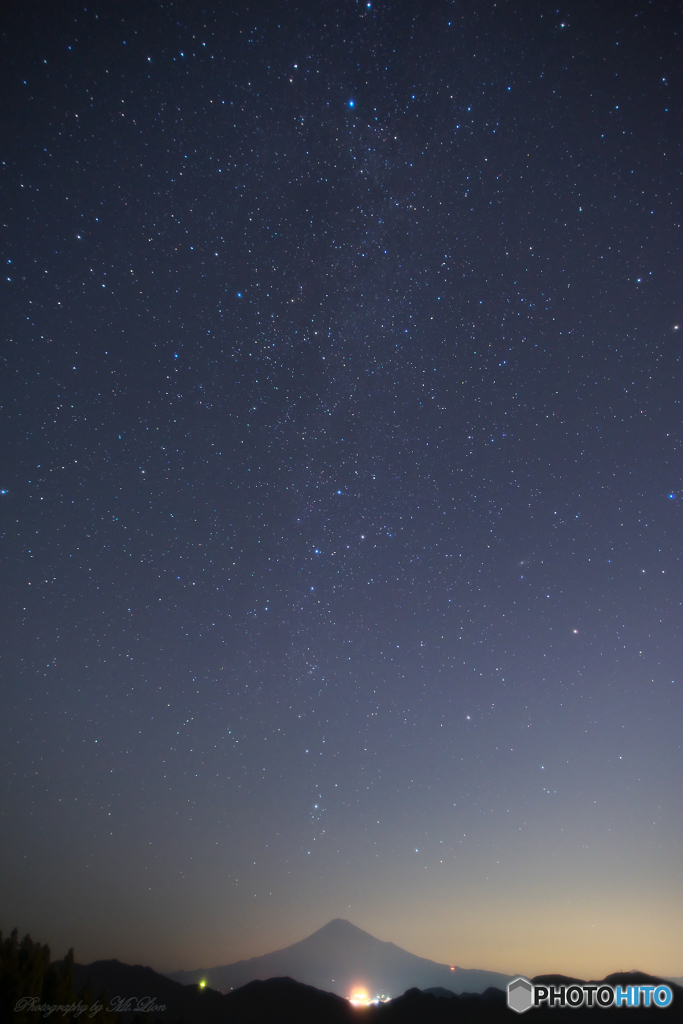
[533, 970, 683, 998]
[222, 976, 356, 1024]
[72, 959, 226, 1024]
[61, 960, 683, 1024]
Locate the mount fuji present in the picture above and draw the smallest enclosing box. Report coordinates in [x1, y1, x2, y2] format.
[166, 919, 513, 998]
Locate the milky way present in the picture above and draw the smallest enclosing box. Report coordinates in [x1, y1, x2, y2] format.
[1, 0, 682, 978]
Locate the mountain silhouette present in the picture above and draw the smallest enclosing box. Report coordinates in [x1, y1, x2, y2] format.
[166, 918, 513, 997]
[66, 957, 683, 1023]
[72, 959, 227, 1023]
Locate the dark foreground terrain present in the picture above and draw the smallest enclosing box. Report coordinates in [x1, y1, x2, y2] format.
[2, 929, 682, 1023]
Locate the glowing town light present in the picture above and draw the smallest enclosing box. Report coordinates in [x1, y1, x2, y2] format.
[349, 987, 370, 1005]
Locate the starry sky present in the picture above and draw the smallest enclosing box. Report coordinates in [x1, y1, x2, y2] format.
[1, 0, 682, 982]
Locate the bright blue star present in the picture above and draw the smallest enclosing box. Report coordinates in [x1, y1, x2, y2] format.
[668, 492, 676, 499]
[348, 99, 355, 108]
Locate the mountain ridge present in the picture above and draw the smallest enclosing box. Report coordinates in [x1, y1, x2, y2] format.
[165, 918, 514, 997]
[68, 955, 683, 1023]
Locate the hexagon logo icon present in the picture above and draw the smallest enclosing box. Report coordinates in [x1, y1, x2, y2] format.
[508, 976, 534, 1013]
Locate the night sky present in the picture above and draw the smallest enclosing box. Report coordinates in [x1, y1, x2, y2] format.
[2, 0, 682, 983]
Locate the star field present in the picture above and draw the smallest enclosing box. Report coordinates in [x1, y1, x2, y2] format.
[1, 0, 682, 979]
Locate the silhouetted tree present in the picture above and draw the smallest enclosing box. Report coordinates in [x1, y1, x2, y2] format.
[0, 928, 52, 1022]
[0, 927, 120, 1024]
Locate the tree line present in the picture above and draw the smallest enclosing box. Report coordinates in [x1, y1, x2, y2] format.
[0, 928, 161, 1024]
